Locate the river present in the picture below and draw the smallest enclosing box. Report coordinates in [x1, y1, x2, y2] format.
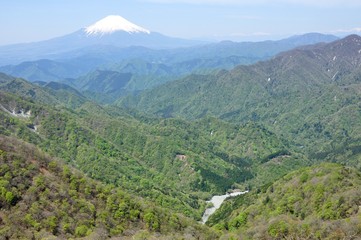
[201, 190, 248, 224]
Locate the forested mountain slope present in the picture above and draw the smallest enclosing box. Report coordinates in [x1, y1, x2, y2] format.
[121, 35, 361, 167]
[0, 73, 302, 222]
[0, 135, 215, 239]
[207, 163, 361, 239]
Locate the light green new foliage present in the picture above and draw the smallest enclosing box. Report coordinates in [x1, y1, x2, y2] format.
[208, 163, 361, 239]
[0, 135, 216, 239]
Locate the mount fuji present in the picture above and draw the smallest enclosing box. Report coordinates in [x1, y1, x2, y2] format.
[0, 15, 204, 65]
[84, 15, 151, 35]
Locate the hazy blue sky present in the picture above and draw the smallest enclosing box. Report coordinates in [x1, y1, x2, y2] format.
[1, 0, 360, 45]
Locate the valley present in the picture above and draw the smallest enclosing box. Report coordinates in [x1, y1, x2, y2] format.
[0, 13, 361, 239]
[201, 191, 248, 224]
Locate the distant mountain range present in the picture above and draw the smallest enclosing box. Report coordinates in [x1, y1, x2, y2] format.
[0, 15, 203, 66]
[0, 18, 340, 102]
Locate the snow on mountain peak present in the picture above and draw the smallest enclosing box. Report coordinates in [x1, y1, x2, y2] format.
[85, 15, 150, 35]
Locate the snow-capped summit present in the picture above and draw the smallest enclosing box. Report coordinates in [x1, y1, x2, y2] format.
[0, 15, 204, 65]
[85, 15, 150, 35]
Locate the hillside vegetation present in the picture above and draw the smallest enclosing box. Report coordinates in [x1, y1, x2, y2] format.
[0, 74, 302, 221]
[0, 135, 216, 239]
[208, 163, 361, 239]
[121, 35, 361, 170]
